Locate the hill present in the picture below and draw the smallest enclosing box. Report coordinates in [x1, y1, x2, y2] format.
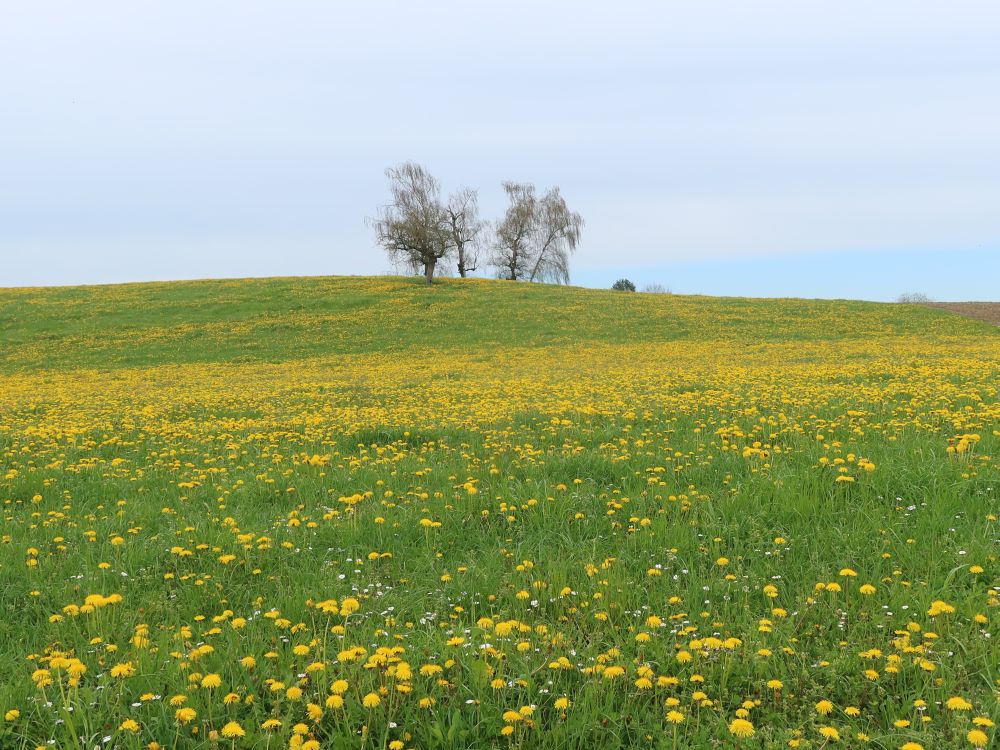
[1, 276, 998, 749]
[927, 301, 1000, 326]
[0, 275, 994, 373]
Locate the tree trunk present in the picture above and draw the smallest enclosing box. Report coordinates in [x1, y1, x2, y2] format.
[424, 257, 437, 284]
[528, 238, 553, 282]
[457, 245, 467, 278]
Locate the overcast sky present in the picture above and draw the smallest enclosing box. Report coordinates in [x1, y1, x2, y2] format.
[2, 1, 998, 299]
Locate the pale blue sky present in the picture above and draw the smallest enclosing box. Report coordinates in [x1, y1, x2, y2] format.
[2, 1, 998, 299]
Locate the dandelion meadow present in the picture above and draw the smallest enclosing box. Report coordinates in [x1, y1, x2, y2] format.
[1, 276, 998, 749]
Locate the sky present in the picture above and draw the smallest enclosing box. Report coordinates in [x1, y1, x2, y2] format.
[1, 1, 998, 300]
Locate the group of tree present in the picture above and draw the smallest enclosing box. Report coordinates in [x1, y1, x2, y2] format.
[370, 162, 583, 284]
[612, 279, 671, 294]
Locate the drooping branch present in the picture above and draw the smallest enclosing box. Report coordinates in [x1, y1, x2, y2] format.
[369, 163, 452, 283]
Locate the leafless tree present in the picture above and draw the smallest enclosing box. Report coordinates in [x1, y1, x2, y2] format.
[491, 182, 583, 284]
[896, 292, 933, 304]
[369, 162, 451, 284]
[527, 187, 583, 284]
[445, 187, 484, 278]
[492, 182, 538, 280]
[641, 283, 672, 294]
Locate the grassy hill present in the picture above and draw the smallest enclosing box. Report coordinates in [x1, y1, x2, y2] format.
[0, 275, 992, 373]
[1, 276, 998, 749]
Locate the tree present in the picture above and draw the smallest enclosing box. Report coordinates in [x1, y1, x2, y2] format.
[491, 182, 583, 284]
[528, 187, 583, 284]
[641, 283, 671, 294]
[370, 162, 451, 284]
[612, 278, 636, 292]
[492, 182, 538, 281]
[445, 187, 484, 278]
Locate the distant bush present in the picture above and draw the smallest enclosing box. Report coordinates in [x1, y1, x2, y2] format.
[896, 292, 933, 304]
[612, 278, 636, 292]
[641, 283, 671, 294]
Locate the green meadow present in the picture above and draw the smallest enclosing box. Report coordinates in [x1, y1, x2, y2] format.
[0, 276, 997, 750]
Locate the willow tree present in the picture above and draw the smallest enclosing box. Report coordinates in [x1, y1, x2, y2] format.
[370, 162, 451, 283]
[445, 187, 484, 278]
[528, 187, 583, 284]
[491, 182, 583, 284]
[491, 182, 538, 281]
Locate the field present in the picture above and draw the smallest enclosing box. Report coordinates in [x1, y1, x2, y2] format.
[1, 276, 998, 750]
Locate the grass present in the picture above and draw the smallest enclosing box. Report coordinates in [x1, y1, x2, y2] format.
[0, 275, 998, 749]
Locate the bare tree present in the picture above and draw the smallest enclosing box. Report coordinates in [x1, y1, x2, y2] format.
[492, 182, 538, 280]
[641, 283, 671, 294]
[445, 187, 484, 278]
[370, 162, 451, 284]
[896, 292, 933, 304]
[528, 187, 583, 284]
[491, 182, 583, 284]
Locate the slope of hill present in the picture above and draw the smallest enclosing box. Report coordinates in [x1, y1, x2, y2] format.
[0, 277, 998, 749]
[927, 301, 1000, 326]
[0, 275, 993, 373]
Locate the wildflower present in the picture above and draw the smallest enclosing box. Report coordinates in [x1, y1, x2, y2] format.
[362, 692, 381, 708]
[325, 695, 344, 709]
[928, 600, 956, 616]
[819, 726, 840, 741]
[203, 717, 237, 740]
[666, 711, 684, 724]
[200, 673, 222, 689]
[729, 718, 755, 738]
[946, 696, 973, 711]
[110, 662, 135, 678]
[967, 729, 988, 746]
[175, 707, 197, 724]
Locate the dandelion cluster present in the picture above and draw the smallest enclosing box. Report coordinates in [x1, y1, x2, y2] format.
[0, 277, 997, 748]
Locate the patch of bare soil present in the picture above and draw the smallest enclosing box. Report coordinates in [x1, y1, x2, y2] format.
[926, 302, 1000, 326]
